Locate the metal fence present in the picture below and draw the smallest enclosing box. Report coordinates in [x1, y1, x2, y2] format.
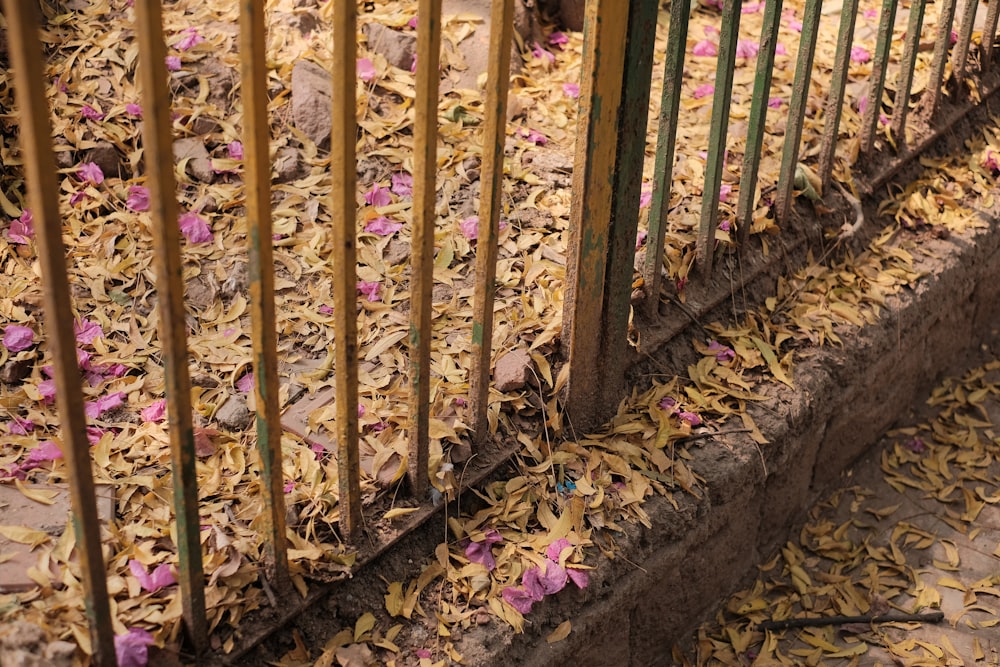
[2, 0, 998, 663]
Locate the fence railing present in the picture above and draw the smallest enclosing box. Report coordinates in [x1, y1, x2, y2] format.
[2, 0, 999, 663]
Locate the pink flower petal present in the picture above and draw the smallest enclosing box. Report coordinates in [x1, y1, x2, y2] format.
[8, 209, 34, 244]
[236, 372, 254, 393]
[357, 57, 377, 81]
[390, 171, 413, 196]
[126, 103, 143, 117]
[127, 186, 150, 212]
[719, 183, 732, 202]
[175, 27, 203, 51]
[28, 441, 63, 465]
[178, 212, 214, 244]
[364, 216, 403, 236]
[357, 281, 381, 302]
[3, 325, 34, 353]
[228, 141, 244, 160]
[8, 417, 34, 435]
[768, 97, 783, 108]
[775, 43, 789, 56]
[74, 319, 104, 344]
[38, 379, 56, 403]
[562, 82, 580, 98]
[546, 538, 572, 561]
[736, 39, 760, 59]
[364, 183, 392, 207]
[460, 216, 479, 240]
[141, 400, 167, 423]
[863, 8, 878, 18]
[535, 559, 568, 595]
[78, 162, 104, 185]
[165, 55, 182, 71]
[692, 39, 718, 57]
[502, 586, 537, 614]
[635, 230, 648, 250]
[519, 128, 547, 145]
[548, 31, 568, 47]
[567, 567, 589, 589]
[693, 83, 714, 99]
[85, 391, 126, 419]
[318, 304, 334, 315]
[115, 628, 154, 667]
[788, 19, 803, 32]
[640, 186, 653, 208]
[850, 46, 871, 63]
[81, 105, 105, 121]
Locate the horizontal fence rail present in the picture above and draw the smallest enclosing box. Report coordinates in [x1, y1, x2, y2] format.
[1, 0, 998, 662]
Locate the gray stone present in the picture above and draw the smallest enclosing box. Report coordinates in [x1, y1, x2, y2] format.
[494, 348, 534, 392]
[173, 137, 214, 183]
[216, 393, 252, 431]
[291, 60, 332, 148]
[362, 23, 417, 71]
[84, 141, 125, 179]
[274, 147, 307, 183]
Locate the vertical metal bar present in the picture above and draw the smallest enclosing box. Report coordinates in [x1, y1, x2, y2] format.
[238, 0, 290, 580]
[952, 0, 979, 80]
[643, 0, 690, 311]
[562, 0, 628, 427]
[408, 0, 442, 498]
[2, 3, 116, 664]
[133, 2, 208, 655]
[982, 0, 1000, 70]
[330, 1, 363, 535]
[925, 0, 958, 117]
[775, 0, 823, 222]
[597, 0, 659, 410]
[859, 0, 899, 154]
[817, 0, 859, 191]
[696, 0, 742, 275]
[469, 0, 514, 445]
[890, 0, 927, 145]
[737, 0, 784, 249]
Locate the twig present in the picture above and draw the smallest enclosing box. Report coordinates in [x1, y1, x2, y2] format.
[757, 610, 944, 632]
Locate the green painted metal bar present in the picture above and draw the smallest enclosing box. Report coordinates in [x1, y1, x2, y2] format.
[469, 0, 514, 445]
[859, 0, 898, 154]
[775, 0, 824, 222]
[238, 0, 291, 577]
[983, 0, 1000, 71]
[133, 2, 208, 655]
[925, 0, 958, 117]
[408, 0, 442, 498]
[601, 0, 659, 407]
[642, 0, 690, 312]
[562, 0, 628, 428]
[817, 0, 860, 191]
[737, 0, 784, 249]
[890, 0, 927, 145]
[2, 3, 116, 664]
[330, 1, 363, 535]
[697, 0, 743, 275]
[952, 0, 979, 80]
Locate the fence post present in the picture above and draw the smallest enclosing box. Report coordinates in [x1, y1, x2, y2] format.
[133, 2, 208, 654]
[238, 0, 291, 581]
[470, 0, 515, 444]
[2, 2, 117, 663]
[562, 0, 640, 431]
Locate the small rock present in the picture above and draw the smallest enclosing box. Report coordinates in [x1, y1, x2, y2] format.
[0, 358, 32, 384]
[216, 393, 252, 431]
[54, 151, 74, 169]
[85, 141, 125, 180]
[450, 441, 473, 464]
[191, 115, 220, 135]
[197, 57, 237, 108]
[173, 137, 214, 183]
[494, 348, 534, 392]
[362, 23, 417, 71]
[287, 10, 319, 36]
[383, 238, 411, 266]
[274, 147, 307, 183]
[291, 60, 332, 148]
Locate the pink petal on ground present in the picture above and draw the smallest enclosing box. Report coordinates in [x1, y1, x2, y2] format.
[364, 217, 403, 236]
[141, 400, 166, 423]
[640, 187, 652, 208]
[635, 230, 648, 250]
[775, 43, 789, 56]
[460, 216, 479, 240]
[74, 319, 104, 344]
[562, 82, 580, 98]
[3, 325, 34, 353]
[502, 586, 538, 614]
[8, 209, 34, 244]
[236, 372, 254, 393]
[8, 417, 34, 435]
[736, 39, 760, 58]
[390, 171, 413, 196]
[38, 379, 56, 403]
[179, 212, 214, 243]
[78, 162, 104, 184]
[85, 391, 126, 419]
[364, 183, 392, 207]
[546, 538, 573, 561]
[768, 97, 783, 108]
[357, 57, 377, 81]
[126, 103, 143, 117]
[127, 186, 150, 212]
[318, 304, 334, 315]
[175, 27, 203, 51]
[787, 19, 803, 32]
[567, 567, 589, 589]
[27, 441, 63, 465]
[850, 46, 871, 63]
[693, 83, 714, 99]
[719, 183, 732, 202]
[357, 281, 381, 302]
[863, 8, 878, 18]
[115, 628, 154, 667]
[81, 105, 105, 121]
[228, 141, 244, 160]
[165, 55, 181, 71]
[692, 39, 718, 57]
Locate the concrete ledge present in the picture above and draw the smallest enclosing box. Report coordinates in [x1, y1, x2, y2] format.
[451, 215, 1000, 665]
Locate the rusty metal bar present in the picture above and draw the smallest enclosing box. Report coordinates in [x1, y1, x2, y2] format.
[775, 0, 823, 221]
[926, 0, 958, 117]
[952, 0, 979, 80]
[133, 2, 208, 655]
[983, 0, 1000, 70]
[860, 0, 899, 154]
[737, 0, 784, 249]
[890, 0, 927, 145]
[2, 3, 116, 664]
[562, 0, 628, 428]
[408, 0, 442, 498]
[330, 1, 363, 534]
[817, 0, 860, 191]
[643, 0, 689, 312]
[601, 0, 659, 406]
[469, 0, 514, 445]
[238, 0, 290, 579]
[697, 0, 742, 274]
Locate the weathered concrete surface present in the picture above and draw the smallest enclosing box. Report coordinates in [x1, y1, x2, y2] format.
[446, 216, 1000, 665]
